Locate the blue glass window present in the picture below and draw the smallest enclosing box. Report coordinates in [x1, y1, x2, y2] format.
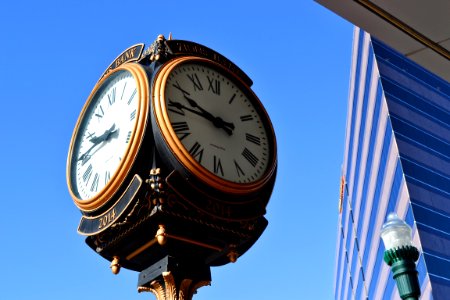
[357, 82, 383, 241]
[362, 121, 392, 267]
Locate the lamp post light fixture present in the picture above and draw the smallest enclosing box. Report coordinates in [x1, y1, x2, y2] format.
[380, 212, 421, 300]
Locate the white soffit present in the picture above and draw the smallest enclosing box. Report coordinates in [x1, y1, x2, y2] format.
[316, 0, 450, 82]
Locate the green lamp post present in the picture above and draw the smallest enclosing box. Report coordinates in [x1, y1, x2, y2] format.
[380, 212, 421, 300]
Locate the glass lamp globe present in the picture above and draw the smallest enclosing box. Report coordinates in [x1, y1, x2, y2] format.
[380, 212, 413, 250]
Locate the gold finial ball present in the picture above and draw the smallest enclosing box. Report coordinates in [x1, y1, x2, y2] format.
[156, 225, 167, 245]
[111, 265, 120, 275]
[110, 256, 121, 275]
[227, 251, 238, 263]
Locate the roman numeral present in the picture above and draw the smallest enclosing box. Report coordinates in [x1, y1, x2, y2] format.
[86, 131, 95, 139]
[207, 76, 220, 95]
[234, 160, 245, 177]
[108, 87, 116, 105]
[172, 121, 191, 141]
[246, 133, 261, 145]
[83, 164, 93, 182]
[173, 81, 190, 96]
[240, 115, 253, 122]
[213, 155, 224, 176]
[130, 109, 136, 121]
[172, 121, 189, 131]
[187, 73, 203, 91]
[95, 105, 104, 119]
[242, 147, 259, 167]
[228, 93, 236, 104]
[90, 173, 99, 192]
[121, 82, 127, 100]
[189, 142, 204, 164]
[128, 88, 137, 105]
[105, 171, 111, 185]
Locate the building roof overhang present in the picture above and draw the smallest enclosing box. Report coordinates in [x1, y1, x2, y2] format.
[315, 0, 450, 82]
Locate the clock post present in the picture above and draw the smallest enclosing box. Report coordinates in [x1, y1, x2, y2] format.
[67, 35, 277, 300]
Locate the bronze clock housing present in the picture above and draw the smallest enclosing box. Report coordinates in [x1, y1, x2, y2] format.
[67, 38, 277, 275]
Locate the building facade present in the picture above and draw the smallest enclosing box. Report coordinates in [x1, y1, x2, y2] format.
[335, 28, 450, 299]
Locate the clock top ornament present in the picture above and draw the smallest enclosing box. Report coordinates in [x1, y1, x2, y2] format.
[66, 34, 277, 275]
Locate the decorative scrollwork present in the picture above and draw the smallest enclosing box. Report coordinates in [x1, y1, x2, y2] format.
[138, 271, 211, 300]
[138, 279, 166, 300]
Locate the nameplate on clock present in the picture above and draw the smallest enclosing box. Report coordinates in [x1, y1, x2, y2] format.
[100, 43, 145, 80]
[78, 175, 143, 236]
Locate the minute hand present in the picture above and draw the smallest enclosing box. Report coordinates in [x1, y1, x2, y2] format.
[183, 95, 235, 135]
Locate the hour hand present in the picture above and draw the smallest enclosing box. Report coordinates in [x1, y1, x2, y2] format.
[90, 124, 117, 144]
[78, 124, 118, 165]
[182, 95, 235, 135]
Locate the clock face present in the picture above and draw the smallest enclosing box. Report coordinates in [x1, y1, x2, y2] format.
[154, 57, 275, 190]
[67, 64, 149, 211]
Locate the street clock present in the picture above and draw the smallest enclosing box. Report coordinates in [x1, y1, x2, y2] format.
[66, 35, 277, 298]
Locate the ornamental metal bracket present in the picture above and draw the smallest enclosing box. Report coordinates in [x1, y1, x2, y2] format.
[146, 168, 166, 207]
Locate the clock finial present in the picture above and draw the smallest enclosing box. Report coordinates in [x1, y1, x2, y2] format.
[110, 256, 121, 275]
[145, 34, 173, 62]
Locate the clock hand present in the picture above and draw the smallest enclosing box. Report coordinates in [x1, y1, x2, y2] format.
[89, 124, 117, 144]
[182, 96, 235, 135]
[169, 100, 205, 117]
[78, 124, 118, 164]
[183, 95, 235, 130]
[169, 100, 234, 136]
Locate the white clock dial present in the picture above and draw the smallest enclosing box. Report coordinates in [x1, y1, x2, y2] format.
[70, 69, 139, 200]
[164, 62, 271, 184]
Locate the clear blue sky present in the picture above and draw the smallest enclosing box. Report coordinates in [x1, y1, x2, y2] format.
[0, 1, 352, 299]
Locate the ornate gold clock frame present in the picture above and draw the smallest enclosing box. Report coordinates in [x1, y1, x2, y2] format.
[67, 34, 277, 300]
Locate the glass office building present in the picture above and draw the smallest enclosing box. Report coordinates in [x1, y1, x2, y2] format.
[335, 28, 450, 299]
